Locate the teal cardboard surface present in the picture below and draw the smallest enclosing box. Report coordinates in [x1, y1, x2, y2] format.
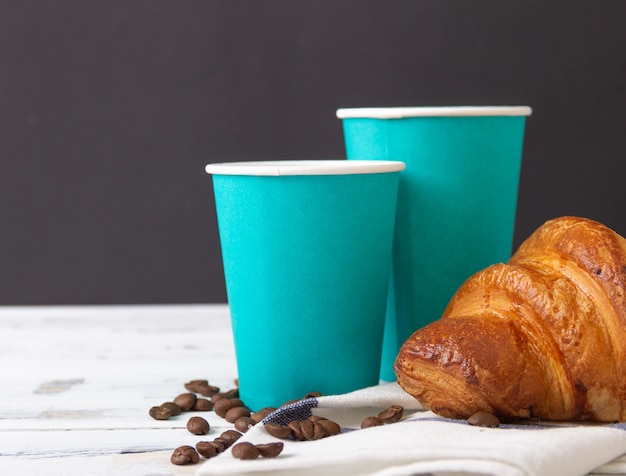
[340, 109, 530, 381]
[209, 162, 402, 410]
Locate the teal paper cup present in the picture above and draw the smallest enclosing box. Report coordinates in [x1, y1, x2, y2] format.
[205, 160, 405, 410]
[336, 106, 532, 381]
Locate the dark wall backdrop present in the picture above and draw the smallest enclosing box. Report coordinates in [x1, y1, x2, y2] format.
[1, 1, 625, 304]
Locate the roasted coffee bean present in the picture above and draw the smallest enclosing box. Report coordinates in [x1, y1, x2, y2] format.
[361, 416, 384, 429]
[467, 410, 500, 428]
[235, 416, 257, 433]
[211, 388, 238, 403]
[256, 442, 284, 458]
[313, 421, 331, 440]
[231, 442, 260, 460]
[184, 379, 209, 392]
[209, 440, 225, 453]
[195, 441, 218, 459]
[288, 420, 305, 441]
[173, 392, 197, 411]
[378, 405, 404, 424]
[213, 437, 231, 450]
[251, 407, 277, 423]
[220, 429, 243, 446]
[160, 401, 182, 416]
[171, 445, 199, 465]
[225, 405, 251, 423]
[224, 388, 239, 398]
[302, 391, 322, 399]
[265, 421, 293, 439]
[149, 405, 171, 420]
[299, 419, 315, 440]
[192, 398, 214, 411]
[315, 418, 341, 436]
[187, 416, 210, 435]
[214, 398, 245, 417]
[193, 381, 221, 397]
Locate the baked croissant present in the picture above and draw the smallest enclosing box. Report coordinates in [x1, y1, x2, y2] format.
[395, 216, 626, 422]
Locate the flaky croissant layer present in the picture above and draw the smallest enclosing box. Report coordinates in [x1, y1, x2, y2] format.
[395, 216, 626, 422]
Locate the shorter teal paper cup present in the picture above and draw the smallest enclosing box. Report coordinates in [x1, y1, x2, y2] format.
[206, 160, 405, 411]
[337, 106, 532, 381]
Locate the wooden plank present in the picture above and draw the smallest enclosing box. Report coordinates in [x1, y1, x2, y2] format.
[0, 305, 239, 474]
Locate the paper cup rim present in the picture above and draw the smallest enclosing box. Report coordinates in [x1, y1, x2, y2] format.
[336, 106, 532, 119]
[205, 160, 406, 176]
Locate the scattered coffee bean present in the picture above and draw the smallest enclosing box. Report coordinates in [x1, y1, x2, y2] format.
[231, 442, 260, 460]
[195, 441, 218, 459]
[213, 437, 231, 450]
[214, 398, 245, 418]
[467, 410, 500, 428]
[235, 416, 257, 433]
[160, 401, 182, 416]
[315, 418, 341, 436]
[251, 407, 277, 423]
[212, 388, 240, 402]
[288, 420, 304, 440]
[256, 442, 284, 458]
[378, 405, 404, 424]
[225, 405, 251, 423]
[299, 419, 315, 440]
[170, 445, 199, 465]
[361, 415, 384, 428]
[196, 383, 220, 397]
[173, 392, 197, 411]
[187, 416, 210, 435]
[302, 391, 323, 399]
[182, 378, 222, 397]
[219, 429, 243, 446]
[184, 379, 209, 392]
[192, 398, 214, 411]
[209, 439, 225, 453]
[149, 405, 171, 421]
[265, 421, 294, 439]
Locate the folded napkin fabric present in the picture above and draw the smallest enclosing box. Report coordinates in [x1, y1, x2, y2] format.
[196, 382, 626, 476]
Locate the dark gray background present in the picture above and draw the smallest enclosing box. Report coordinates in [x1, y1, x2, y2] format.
[1, 1, 625, 305]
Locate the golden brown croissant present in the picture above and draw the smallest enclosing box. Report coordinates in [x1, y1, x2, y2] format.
[395, 216, 626, 422]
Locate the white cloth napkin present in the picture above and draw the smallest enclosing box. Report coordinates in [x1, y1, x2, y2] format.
[196, 382, 626, 476]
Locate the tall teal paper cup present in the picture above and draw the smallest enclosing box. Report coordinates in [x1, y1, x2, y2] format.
[336, 106, 532, 381]
[205, 160, 405, 411]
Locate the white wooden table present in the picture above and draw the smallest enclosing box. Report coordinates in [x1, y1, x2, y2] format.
[0, 304, 239, 475]
[2, 304, 625, 476]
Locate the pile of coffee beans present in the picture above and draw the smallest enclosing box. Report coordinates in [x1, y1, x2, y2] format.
[265, 415, 342, 441]
[151, 378, 410, 466]
[150, 378, 288, 465]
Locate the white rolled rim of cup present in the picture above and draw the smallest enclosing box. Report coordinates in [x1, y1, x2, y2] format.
[336, 106, 533, 119]
[205, 160, 406, 176]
